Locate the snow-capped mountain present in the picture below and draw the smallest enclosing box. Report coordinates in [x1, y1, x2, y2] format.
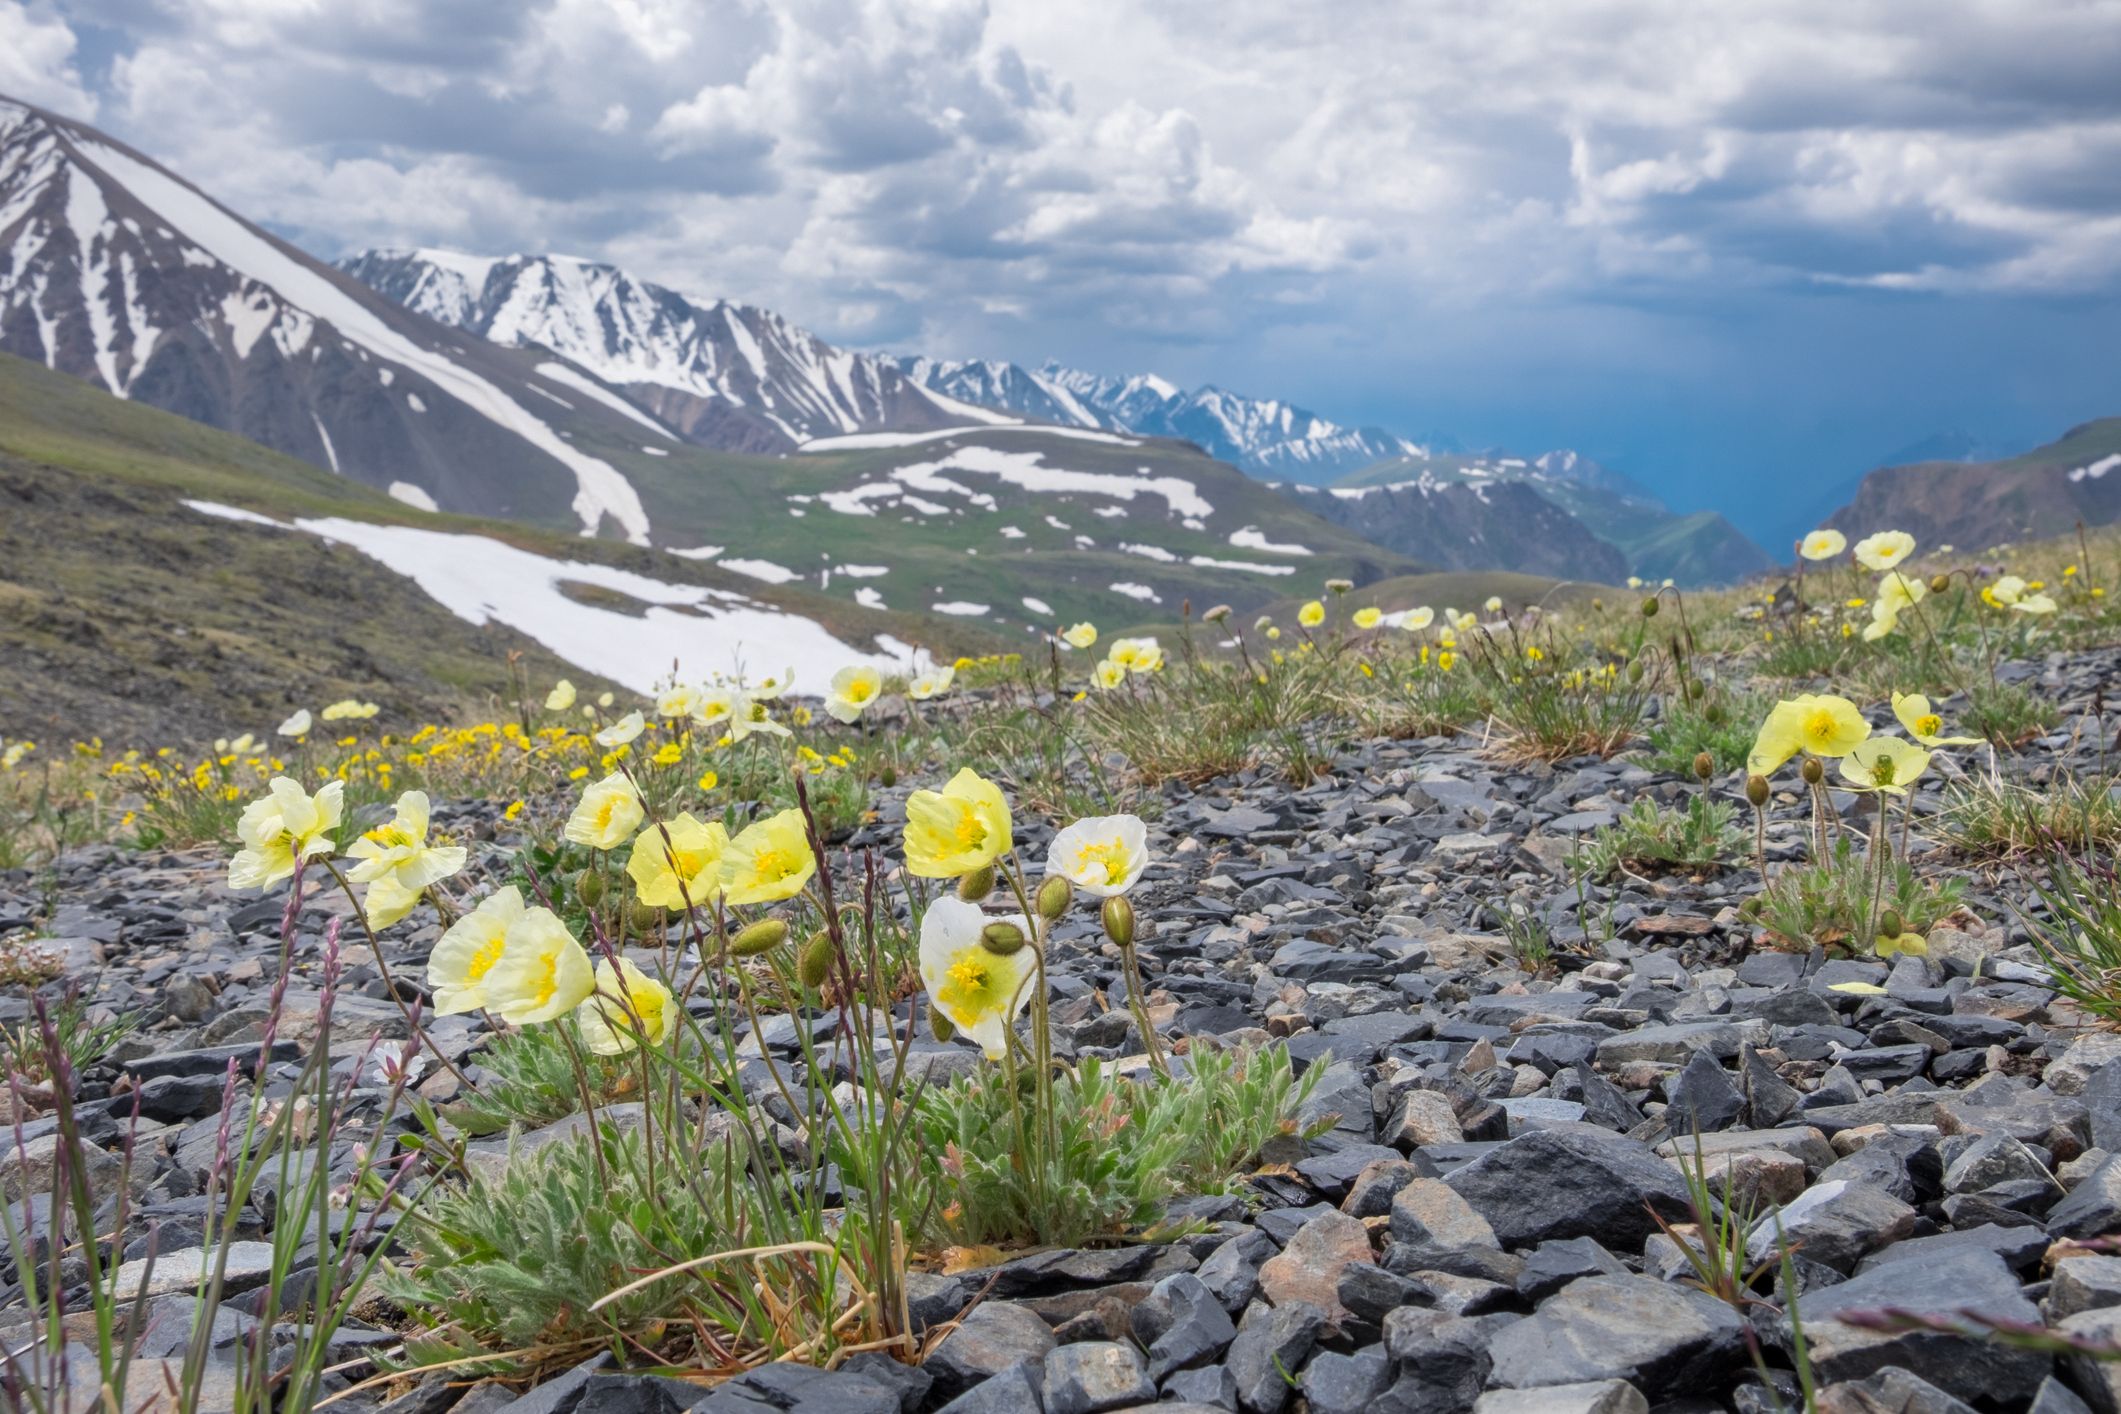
[892, 356, 1424, 483]
[0, 96, 664, 542]
[339, 249, 1004, 454]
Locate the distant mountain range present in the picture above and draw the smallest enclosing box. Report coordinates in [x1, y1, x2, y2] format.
[1826, 420, 2121, 553]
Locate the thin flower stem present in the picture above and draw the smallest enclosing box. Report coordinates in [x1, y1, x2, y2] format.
[319, 860, 476, 1094]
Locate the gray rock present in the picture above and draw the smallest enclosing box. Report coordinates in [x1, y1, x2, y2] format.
[1666, 1050, 1742, 1135]
[689, 1365, 901, 1414]
[1382, 1308, 1516, 1411]
[1043, 1342, 1154, 1414]
[2060, 1306, 2121, 1413]
[928, 1303, 1057, 1397]
[1814, 1367, 1976, 1414]
[2045, 1151, 2121, 1240]
[1226, 1300, 1324, 1414]
[1256, 1211, 1373, 1333]
[109, 1242, 278, 1300]
[1474, 1382, 1648, 1414]
[1301, 1349, 1390, 1414]
[934, 1361, 1045, 1414]
[2029, 1375, 2098, 1414]
[2053, 1256, 2121, 1321]
[1161, 1365, 1237, 1409]
[1132, 1272, 1237, 1380]
[1515, 1237, 1628, 1304]
[1444, 1127, 1700, 1251]
[1388, 1178, 1501, 1271]
[1745, 1180, 1916, 1273]
[1783, 1247, 2050, 1406]
[1485, 1274, 1745, 1393]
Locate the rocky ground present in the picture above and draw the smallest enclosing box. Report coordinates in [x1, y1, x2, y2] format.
[7, 651, 2121, 1412]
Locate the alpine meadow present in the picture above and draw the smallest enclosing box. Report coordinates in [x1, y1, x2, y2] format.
[7, 5, 2121, 1413]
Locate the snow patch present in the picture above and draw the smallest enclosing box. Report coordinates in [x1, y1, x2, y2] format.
[721, 558, 799, 584]
[641, 446, 668, 456]
[1110, 582, 1161, 603]
[1022, 596, 1054, 616]
[666, 545, 724, 560]
[855, 587, 887, 609]
[932, 601, 990, 617]
[182, 500, 285, 528]
[533, 361, 674, 442]
[1228, 527, 1314, 556]
[1121, 542, 1178, 562]
[1188, 555, 1295, 576]
[836, 564, 890, 577]
[388, 482, 439, 512]
[405, 392, 426, 413]
[2069, 454, 2121, 483]
[310, 413, 340, 473]
[801, 425, 1141, 453]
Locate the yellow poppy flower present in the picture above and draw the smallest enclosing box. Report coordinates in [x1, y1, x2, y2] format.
[628, 812, 730, 909]
[1800, 529, 1847, 560]
[827, 666, 885, 724]
[903, 767, 1013, 879]
[1853, 530, 1916, 572]
[919, 897, 1038, 1061]
[1837, 736, 1931, 796]
[720, 808, 817, 905]
[1748, 694, 1870, 775]
[1062, 623, 1098, 649]
[545, 679, 577, 711]
[228, 777, 345, 891]
[427, 886, 526, 1014]
[564, 771, 644, 849]
[1890, 692, 1980, 748]
[1352, 607, 1383, 630]
[575, 958, 678, 1055]
[1298, 601, 1325, 628]
[482, 906, 596, 1025]
[1047, 814, 1149, 898]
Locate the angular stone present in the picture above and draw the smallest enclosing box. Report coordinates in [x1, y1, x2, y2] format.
[1515, 1237, 1628, 1304]
[2052, 1256, 2121, 1320]
[1043, 1342, 1154, 1414]
[934, 1361, 1045, 1414]
[1485, 1275, 1745, 1393]
[1131, 1272, 1237, 1379]
[1474, 1381, 1648, 1414]
[1745, 1180, 1916, 1273]
[1195, 1234, 1272, 1317]
[2060, 1307, 2121, 1414]
[1389, 1178, 1500, 1270]
[1444, 1127, 1699, 1251]
[1226, 1300, 1324, 1414]
[1301, 1349, 1391, 1414]
[1665, 1050, 1742, 1135]
[2045, 1151, 2121, 1240]
[1256, 1212, 1373, 1334]
[1384, 1089, 1463, 1150]
[928, 1303, 1056, 1398]
[1382, 1308, 1512, 1412]
[1783, 1248, 2050, 1406]
[1814, 1368, 1977, 1414]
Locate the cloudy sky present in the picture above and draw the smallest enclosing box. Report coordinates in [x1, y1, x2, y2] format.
[7, 0, 2120, 544]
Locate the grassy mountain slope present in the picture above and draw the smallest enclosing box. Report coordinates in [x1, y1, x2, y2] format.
[575, 425, 1425, 632]
[1825, 418, 2121, 551]
[0, 354, 1000, 743]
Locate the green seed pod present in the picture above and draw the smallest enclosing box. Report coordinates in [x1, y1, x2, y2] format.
[957, 864, 996, 901]
[1800, 757, 1824, 785]
[1627, 660, 1645, 684]
[979, 921, 1027, 956]
[1641, 597, 1660, 618]
[1591, 598, 1605, 612]
[1929, 573, 1951, 595]
[1705, 703, 1728, 726]
[797, 930, 836, 989]
[928, 1007, 956, 1043]
[730, 918, 789, 956]
[1101, 896, 1136, 948]
[1746, 774, 1771, 808]
[1684, 679, 1705, 701]
[1693, 752, 1715, 782]
[627, 903, 662, 935]
[574, 868, 606, 907]
[880, 763, 898, 788]
[1036, 874, 1073, 921]
[1879, 910, 1905, 939]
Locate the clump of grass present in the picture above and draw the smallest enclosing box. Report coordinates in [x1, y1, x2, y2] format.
[0, 991, 134, 1087]
[914, 1047, 1318, 1249]
[2024, 841, 2121, 1024]
[1461, 621, 1659, 762]
[0, 934, 67, 988]
[1962, 680, 2061, 748]
[1942, 768, 2121, 858]
[1499, 908, 1555, 974]
[1747, 837, 1968, 953]
[1577, 794, 1748, 881]
[1646, 690, 1765, 776]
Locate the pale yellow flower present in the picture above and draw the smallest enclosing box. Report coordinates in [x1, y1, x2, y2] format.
[1047, 814, 1149, 898]
[827, 666, 885, 724]
[1108, 637, 1164, 673]
[575, 958, 678, 1055]
[908, 666, 956, 700]
[1298, 601, 1325, 628]
[656, 684, 700, 719]
[1352, 607, 1383, 630]
[347, 789, 467, 925]
[1094, 659, 1127, 691]
[482, 907, 596, 1025]
[564, 772, 643, 849]
[595, 711, 645, 747]
[1890, 692, 1980, 748]
[228, 778, 345, 890]
[903, 767, 1013, 878]
[1062, 622, 1098, 650]
[427, 886, 526, 1014]
[1403, 606, 1435, 631]
[627, 812, 729, 909]
[727, 693, 791, 742]
[276, 710, 311, 738]
[1838, 736, 1932, 796]
[1749, 695, 1870, 775]
[1854, 530, 1916, 572]
[919, 897, 1037, 1061]
[1800, 529, 1847, 561]
[545, 680, 577, 711]
[720, 808, 817, 905]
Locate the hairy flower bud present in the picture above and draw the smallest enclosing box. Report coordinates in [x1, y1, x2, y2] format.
[979, 920, 1027, 955]
[626, 903, 662, 934]
[1879, 910, 1905, 939]
[730, 917, 788, 956]
[1641, 597, 1660, 617]
[1800, 757, 1824, 785]
[1036, 875, 1073, 921]
[1101, 895, 1136, 948]
[1929, 573, 1951, 594]
[1627, 660, 1645, 684]
[797, 930, 836, 988]
[1693, 752, 1715, 782]
[574, 868, 606, 907]
[879, 763, 898, 788]
[1746, 774, 1771, 808]
[1705, 703, 1728, 726]
[957, 864, 996, 901]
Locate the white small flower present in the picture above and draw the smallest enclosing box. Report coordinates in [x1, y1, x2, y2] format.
[1047, 814, 1150, 898]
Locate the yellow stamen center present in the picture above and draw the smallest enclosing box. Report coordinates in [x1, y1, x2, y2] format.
[1916, 714, 1942, 738]
[530, 953, 559, 1008]
[752, 847, 798, 882]
[1076, 840, 1130, 886]
[1804, 708, 1839, 747]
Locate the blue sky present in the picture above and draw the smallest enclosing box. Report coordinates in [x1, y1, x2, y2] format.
[7, 0, 2119, 549]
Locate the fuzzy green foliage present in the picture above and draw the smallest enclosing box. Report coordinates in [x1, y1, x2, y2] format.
[1750, 837, 1968, 954]
[1578, 794, 1749, 881]
[450, 1020, 651, 1133]
[911, 1048, 1318, 1249]
[1646, 691, 1766, 776]
[1962, 679, 2061, 747]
